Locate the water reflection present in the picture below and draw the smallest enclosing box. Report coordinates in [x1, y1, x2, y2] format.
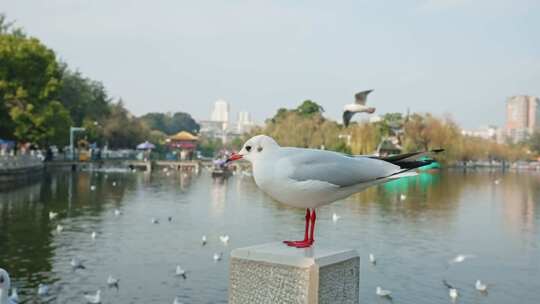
[0, 170, 539, 303]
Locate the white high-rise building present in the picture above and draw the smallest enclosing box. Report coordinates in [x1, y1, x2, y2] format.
[506, 95, 540, 142]
[211, 99, 230, 127]
[237, 111, 254, 133]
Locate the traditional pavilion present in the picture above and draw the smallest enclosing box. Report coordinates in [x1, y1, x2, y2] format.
[168, 131, 198, 160]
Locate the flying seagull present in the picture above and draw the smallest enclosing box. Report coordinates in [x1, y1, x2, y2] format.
[343, 90, 375, 127]
[227, 135, 442, 248]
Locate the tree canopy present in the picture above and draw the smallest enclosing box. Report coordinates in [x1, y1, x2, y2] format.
[0, 26, 69, 145]
[140, 112, 200, 135]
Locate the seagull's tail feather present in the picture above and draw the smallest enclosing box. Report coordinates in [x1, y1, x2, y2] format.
[372, 149, 444, 170]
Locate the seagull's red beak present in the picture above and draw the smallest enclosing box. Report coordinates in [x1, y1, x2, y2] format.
[226, 153, 243, 163]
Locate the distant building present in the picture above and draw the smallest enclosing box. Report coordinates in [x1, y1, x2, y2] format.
[461, 125, 500, 141]
[236, 111, 254, 133]
[167, 131, 198, 160]
[211, 99, 230, 130]
[506, 95, 540, 142]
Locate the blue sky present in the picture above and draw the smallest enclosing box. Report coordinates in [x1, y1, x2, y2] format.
[3, 0, 539, 128]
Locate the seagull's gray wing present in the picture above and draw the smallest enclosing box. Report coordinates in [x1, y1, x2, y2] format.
[283, 148, 399, 187]
[354, 89, 373, 105]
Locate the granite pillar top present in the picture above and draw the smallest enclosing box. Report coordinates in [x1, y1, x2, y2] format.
[231, 242, 359, 268]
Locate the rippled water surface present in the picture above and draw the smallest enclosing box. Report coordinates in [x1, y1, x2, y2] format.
[1, 169, 539, 303]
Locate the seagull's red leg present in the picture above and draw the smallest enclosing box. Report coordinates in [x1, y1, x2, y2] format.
[284, 208, 310, 246]
[293, 209, 316, 248]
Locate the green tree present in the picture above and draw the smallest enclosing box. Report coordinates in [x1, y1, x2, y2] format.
[295, 100, 324, 117]
[527, 131, 540, 155]
[140, 112, 200, 135]
[57, 66, 111, 126]
[102, 100, 149, 149]
[0, 30, 67, 145]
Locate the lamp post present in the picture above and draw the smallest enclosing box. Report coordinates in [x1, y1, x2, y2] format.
[69, 127, 86, 160]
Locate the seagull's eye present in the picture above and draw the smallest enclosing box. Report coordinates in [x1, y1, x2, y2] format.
[0, 276, 4, 283]
[245, 145, 252, 152]
[257, 146, 263, 152]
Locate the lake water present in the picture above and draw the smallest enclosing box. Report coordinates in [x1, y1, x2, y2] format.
[0, 169, 539, 303]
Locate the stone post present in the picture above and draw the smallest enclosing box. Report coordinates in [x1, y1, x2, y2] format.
[229, 242, 360, 304]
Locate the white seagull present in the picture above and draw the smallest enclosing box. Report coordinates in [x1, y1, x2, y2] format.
[343, 90, 376, 127]
[84, 289, 101, 304]
[175, 265, 186, 278]
[151, 218, 159, 224]
[112, 181, 117, 187]
[90, 185, 96, 191]
[449, 288, 458, 301]
[71, 257, 86, 270]
[227, 135, 442, 248]
[37, 283, 49, 296]
[331, 213, 341, 223]
[114, 209, 121, 216]
[450, 254, 476, 264]
[443, 280, 458, 301]
[213, 252, 223, 262]
[400, 194, 407, 201]
[56, 225, 64, 233]
[201, 235, 207, 246]
[376, 286, 392, 298]
[91, 231, 97, 239]
[219, 235, 230, 245]
[475, 280, 487, 292]
[107, 275, 119, 288]
[369, 253, 376, 265]
[0, 268, 17, 304]
[48, 211, 58, 220]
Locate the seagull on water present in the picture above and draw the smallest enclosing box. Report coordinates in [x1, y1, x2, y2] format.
[376, 286, 392, 298]
[175, 265, 186, 279]
[112, 181, 117, 187]
[107, 275, 119, 288]
[331, 213, 341, 223]
[201, 235, 207, 246]
[227, 135, 442, 248]
[114, 209, 121, 216]
[400, 194, 407, 201]
[151, 218, 159, 224]
[37, 283, 49, 296]
[343, 90, 376, 127]
[49, 211, 58, 220]
[84, 289, 101, 303]
[71, 257, 86, 270]
[56, 225, 64, 233]
[475, 280, 488, 292]
[90, 185, 96, 191]
[91, 231, 97, 239]
[443, 280, 458, 301]
[369, 254, 376, 265]
[450, 254, 475, 264]
[0, 268, 17, 304]
[213, 252, 223, 262]
[219, 235, 230, 245]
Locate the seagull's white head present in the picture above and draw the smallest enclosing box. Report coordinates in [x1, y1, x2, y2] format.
[227, 135, 279, 163]
[0, 268, 11, 299]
